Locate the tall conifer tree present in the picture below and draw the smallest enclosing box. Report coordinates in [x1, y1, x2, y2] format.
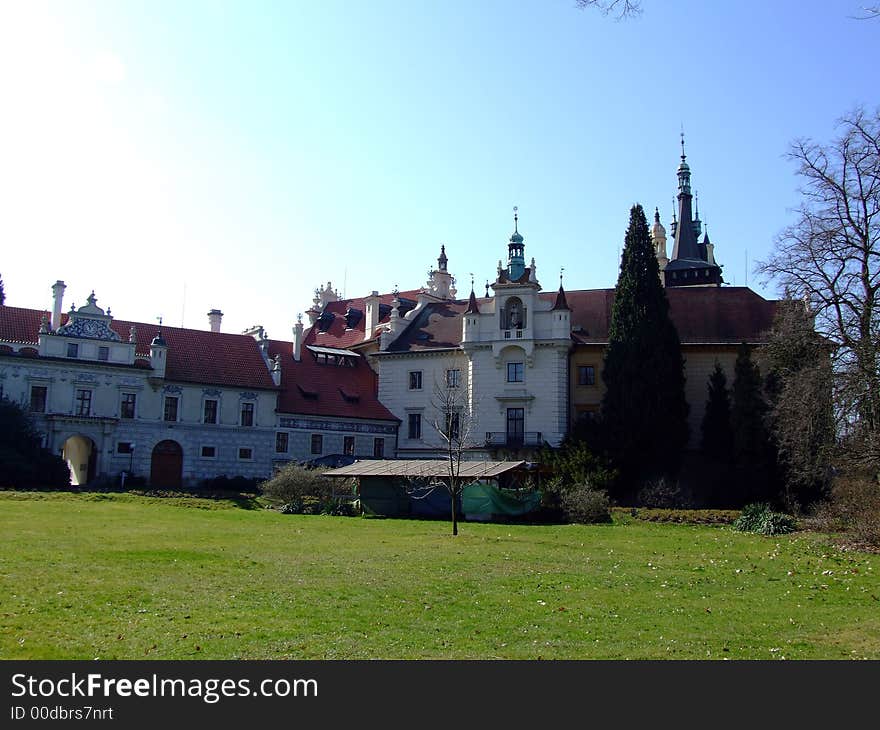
[600, 204, 689, 487]
[730, 343, 777, 504]
[701, 362, 733, 462]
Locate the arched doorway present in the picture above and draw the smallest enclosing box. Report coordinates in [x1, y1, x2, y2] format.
[62, 435, 97, 486]
[150, 440, 183, 488]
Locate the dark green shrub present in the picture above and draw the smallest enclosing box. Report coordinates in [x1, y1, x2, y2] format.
[198, 475, 261, 493]
[619, 508, 740, 525]
[733, 503, 798, 535]
[259, 463, 336, 505]
[0, 400, 70, 489]
[559, 482, 612, 524]
[636, 477, 689, 508]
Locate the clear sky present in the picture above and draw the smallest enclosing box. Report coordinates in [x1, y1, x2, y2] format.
[0, 1, 876, 342]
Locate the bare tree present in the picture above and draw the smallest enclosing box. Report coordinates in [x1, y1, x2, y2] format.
[428, 361, 479, 536]
[575, 0, 642, 20]
[757, 107, 880, 474]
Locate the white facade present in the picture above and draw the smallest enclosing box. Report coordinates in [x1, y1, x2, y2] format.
[372, 228, 571, 458]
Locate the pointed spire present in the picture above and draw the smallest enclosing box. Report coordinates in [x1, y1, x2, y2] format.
[654, 206, 661, 224]
[552, 269, 569, 311]
[437, 244, 448, 272]
[465, 287, 480, 314]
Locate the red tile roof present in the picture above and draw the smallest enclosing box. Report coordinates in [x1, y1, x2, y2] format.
[0, 306, 276, 390]
[332, 287, 779, 352]
[565, 287, 779, 344]
[267, 339, 398, 422]
[305, 290, 422, 350]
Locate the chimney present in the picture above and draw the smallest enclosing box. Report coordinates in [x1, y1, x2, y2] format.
[292, 314, 304, 362]
[363, 291, 380, 342]
[207, 309, 223, 333]
[51, 280, 66, 331]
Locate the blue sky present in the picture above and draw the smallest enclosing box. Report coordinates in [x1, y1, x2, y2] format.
[0, 1, 875, 341]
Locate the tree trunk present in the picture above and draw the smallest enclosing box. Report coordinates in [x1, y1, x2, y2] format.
[451, 485, 458, 536]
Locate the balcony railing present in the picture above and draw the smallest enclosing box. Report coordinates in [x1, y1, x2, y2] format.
[485, 432, 543, 448]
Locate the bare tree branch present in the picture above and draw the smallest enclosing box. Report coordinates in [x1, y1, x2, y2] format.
[757, 106, 880, 471]
[574, 0, 642, 20]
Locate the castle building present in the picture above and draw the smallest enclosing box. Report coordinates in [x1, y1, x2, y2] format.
[0, 285, 397, 487]
[0, 145, 779, 484]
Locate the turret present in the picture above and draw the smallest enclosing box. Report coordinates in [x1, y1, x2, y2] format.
[550, 277, 571, 339]
[462, 287, 481, 343]
[651, 207, 669, 276]
[507, 207, 526, 281]
[150, 323, 167, 378]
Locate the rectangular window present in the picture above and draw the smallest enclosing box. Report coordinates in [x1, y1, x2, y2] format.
[201, 446, 216, 458]
[343, 435, 355, 456]
[408, 371, 422, 390]
[446, 369, 460, 388]
[578, 365, 596, 386]
[75, 389, 92, 416]
[240, 402, 254, 427]
[506, 407, 525, 446]
[310, 434, 323, 455]
[117, 442, 133, 454]
[275, 432, 289, 454]
[507, 362, 524, 383]
[98, 346, 109, 361]
[373, 437, 385, 458]
[163, 396, 178, 422]
[120, 393, 136, 419]
[30, 385, 47, 413]
[238, 447, 253, 460]
[446, 412, 460, 440]
[408, 413, 422, 440]
[203, 399, 218, 424]
[67, 343, 79, 358]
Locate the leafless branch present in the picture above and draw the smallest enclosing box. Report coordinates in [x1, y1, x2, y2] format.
[574, 0, 642, 20]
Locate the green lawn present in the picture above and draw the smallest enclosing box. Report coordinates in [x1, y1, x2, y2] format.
[1, 491, 878, 659]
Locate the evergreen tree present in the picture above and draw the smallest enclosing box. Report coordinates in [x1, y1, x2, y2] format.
[730, 343, 777, 505]
[600, 204, 689, 490]
[763, 298, 835, 510]
[701, 361, 733, 462]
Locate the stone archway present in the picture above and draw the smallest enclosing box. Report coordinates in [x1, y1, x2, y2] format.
[150, 440, 183, 488]
[62, 435, 97, 486]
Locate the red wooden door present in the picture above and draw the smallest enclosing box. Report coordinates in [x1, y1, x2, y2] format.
[150, 440, 183, 488]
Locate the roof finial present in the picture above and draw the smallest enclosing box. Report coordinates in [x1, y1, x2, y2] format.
[513, 205, 518, 233]
[680, 125, 686, 159]
[157, 315, 163, 334]
[470, 272, 475, 291]
[672, 197, 677, 223]
[654, 206, 660, 223]
[559, 267, 565, 286]
[695, 191, 700, 219]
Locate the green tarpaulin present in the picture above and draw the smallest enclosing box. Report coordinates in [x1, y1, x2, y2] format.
[461, 481, 541, 520]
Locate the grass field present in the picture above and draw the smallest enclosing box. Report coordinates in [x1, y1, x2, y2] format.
[1, 491, 878, 660]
